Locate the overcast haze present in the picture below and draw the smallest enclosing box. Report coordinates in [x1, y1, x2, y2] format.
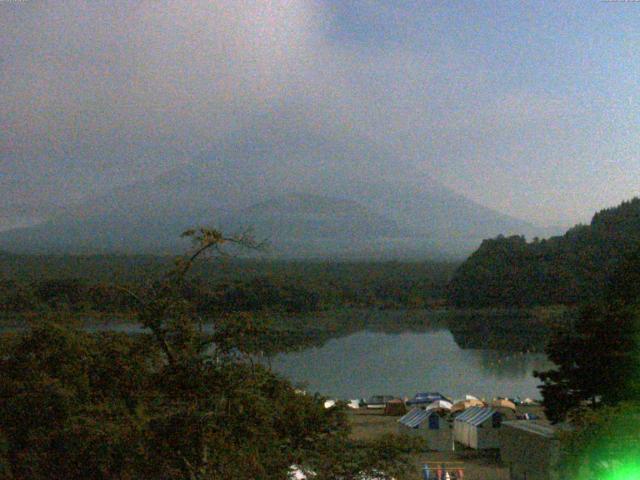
[1, 0, 639, 230]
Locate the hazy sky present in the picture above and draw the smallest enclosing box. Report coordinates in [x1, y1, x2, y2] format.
[1, 0, 638, 227]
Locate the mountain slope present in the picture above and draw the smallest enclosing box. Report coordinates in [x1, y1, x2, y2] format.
[220, 193, 403, 240]
[448, 197, 640, 307]
[0, 133, 545, 258]
[323, 178, 540, 240]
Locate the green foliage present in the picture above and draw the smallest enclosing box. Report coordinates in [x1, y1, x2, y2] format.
[0, 323, 152, 479]
[532, 229, 640, 477]
[535, 304, 640, 423]
[310, 434, 425, 479]
[0, 228, 416, 479]
[535, 245, 640, 423]
[556, 402, 640, 480]
[0, 256, 457, 313]
[449, 197, 640, 307]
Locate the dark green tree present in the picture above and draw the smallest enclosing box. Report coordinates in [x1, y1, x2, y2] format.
[0, 228, 417, 479]
[556, 402, 640, 480]
[535, 247, 640, 423]
[448, 197, 640, 307]
[535, 304, 640, 423]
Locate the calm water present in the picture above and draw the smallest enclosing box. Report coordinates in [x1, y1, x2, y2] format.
[1, 309, 555, 401]
[268, 329, 552, 401]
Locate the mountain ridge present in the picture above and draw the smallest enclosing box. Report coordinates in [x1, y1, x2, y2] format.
[0, 135, 550, 258]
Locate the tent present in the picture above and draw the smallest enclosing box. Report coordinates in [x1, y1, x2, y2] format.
[398, 408, 453, 451]
[450, 398, 485, 414]
[384, 399, 407, 416]
[453, 407, 505, 450]
[324, 399, 337, 409]
[426, 400, 453, 411]
[490, 398, 517, 413]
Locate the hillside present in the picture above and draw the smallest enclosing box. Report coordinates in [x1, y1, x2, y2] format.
[448, 197, 640, 307]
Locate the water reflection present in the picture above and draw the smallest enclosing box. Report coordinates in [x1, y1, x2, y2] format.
[0, 308, 559, 399]
[263, 309, 558, 399]
[467, 349, 551, 379]
[268, 329, 552, 400]
[260, 308, 555, 354]
[0, 308, 556, 355]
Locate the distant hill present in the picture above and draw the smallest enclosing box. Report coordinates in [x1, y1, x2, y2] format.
[448, 197, 640, 307]
[0, 133, 548, 259]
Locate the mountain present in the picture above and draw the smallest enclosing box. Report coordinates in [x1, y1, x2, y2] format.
[322, 179, 542, 240]
[220, 193, 403, 239]
[0, 133, 547, 258]
[448, 197, 640, 307]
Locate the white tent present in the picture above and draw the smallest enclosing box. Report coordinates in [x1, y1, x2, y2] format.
[324, 399, 337, 409]
[426, 400, 453, 411]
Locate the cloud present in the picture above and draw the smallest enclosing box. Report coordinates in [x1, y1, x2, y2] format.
[2, 1, 316, 162]
[2, 1, 460, 197]
[1, 1, 638, 226]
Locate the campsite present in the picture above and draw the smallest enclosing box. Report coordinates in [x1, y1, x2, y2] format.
[344, 394, 552, 480]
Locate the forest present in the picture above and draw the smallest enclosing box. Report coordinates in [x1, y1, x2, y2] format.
[6, 197, 640, 322]
[448, 197, 640, 307]
[0, 256, 457, 318]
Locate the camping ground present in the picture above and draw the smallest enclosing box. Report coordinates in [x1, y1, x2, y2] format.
[347, 408, 539, 480]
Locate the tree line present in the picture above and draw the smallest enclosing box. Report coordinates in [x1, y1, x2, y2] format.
[444, 197, 640, 477]
[0, 277, 320, 316]
[0, 259, 457, 316]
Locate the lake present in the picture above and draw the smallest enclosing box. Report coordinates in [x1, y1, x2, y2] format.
[265, 309, 555, 401]
[0, 308, 556, 401]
